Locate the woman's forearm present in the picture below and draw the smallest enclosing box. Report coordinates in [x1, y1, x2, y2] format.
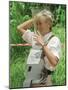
[42, 45, 58, 67]
[17, 18, 34, 33]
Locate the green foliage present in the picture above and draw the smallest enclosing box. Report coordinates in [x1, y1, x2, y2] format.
[10, 57, 26, 88]
[52, 25, 65, 43]
[54, 5, 66, 26]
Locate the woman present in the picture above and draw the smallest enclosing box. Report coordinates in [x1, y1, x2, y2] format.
[17, 9, 61, 87]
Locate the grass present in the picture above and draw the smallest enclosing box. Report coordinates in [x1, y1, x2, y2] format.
[9, 25, 66, 88]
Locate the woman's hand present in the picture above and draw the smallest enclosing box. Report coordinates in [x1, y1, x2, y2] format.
[33, 32, 44, 46]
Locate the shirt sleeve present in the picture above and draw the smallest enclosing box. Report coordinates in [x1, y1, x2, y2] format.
[47, 36, 61, 60]
[22, 29, 34, 44]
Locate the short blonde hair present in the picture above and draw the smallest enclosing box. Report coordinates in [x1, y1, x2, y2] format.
[34, 9, 54, 30]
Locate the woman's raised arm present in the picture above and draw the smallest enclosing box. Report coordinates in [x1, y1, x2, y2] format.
[17, 18, 34, 34]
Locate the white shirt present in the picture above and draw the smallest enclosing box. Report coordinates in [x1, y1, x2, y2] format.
[22, 29, 61, 71]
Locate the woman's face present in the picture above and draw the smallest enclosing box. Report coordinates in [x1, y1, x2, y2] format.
[36, 16, 51, 33]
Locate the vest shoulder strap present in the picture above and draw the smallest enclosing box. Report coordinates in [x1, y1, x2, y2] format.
[45, 34, 55, 45]
[48, 34, 55, 42]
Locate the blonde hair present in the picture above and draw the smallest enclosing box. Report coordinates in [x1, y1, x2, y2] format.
[34, 9, 54, 31]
